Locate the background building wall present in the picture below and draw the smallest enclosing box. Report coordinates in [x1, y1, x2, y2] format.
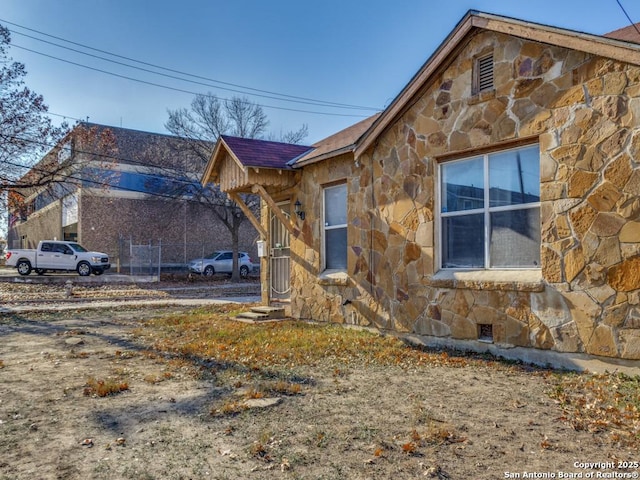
[80, 193, 259, 267]
[7, 124, 260, 268]
[8, 191, 258, 267]
[7, 202, 62, 249]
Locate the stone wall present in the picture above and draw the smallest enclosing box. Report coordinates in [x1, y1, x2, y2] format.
[290, 154, 355, 323]
[289, 30, 640, 360]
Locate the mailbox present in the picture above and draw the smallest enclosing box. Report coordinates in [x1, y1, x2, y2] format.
[257, 240, 266, 258]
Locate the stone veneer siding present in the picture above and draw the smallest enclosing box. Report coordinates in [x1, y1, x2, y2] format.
[288, 30, 640, 360]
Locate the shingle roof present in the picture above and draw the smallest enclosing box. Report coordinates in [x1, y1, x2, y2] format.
[220, 135, 312, 169]
[292, 114, 381, 166]
[604, 23, 640, 44]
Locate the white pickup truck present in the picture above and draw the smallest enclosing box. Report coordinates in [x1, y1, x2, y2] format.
[5, 240, 110, 276]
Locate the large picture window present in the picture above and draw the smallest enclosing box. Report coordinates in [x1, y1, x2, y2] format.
[439, 144, 540, 269]
[323, 183, 347, 270]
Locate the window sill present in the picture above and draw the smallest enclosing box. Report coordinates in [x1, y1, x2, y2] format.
[318, 269, 349, 286]
[468, 88, 496, 105]
[427, 269, 544, 292]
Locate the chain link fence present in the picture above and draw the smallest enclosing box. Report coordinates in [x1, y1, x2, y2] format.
[129, 243, 162, 276]
[115, 237, 215, 276]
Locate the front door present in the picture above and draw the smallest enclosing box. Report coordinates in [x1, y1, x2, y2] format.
[270, 202, 291, 302]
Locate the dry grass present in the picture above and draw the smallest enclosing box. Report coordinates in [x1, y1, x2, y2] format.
[2, 302, 639, 479]
[211, 399, 248, 417]
[141, 305, 484, 371]
[138, 304, 640, 449]
[549, 372, 640, 447]
[83, 377, 130, 397]
[142, 372, 173, 384]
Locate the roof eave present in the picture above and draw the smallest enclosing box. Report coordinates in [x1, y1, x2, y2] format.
[201, 137, 247, 186]
[201, 138, 223, 185]
[355, 11, 477, 157]
[473, 12, 640, 62]
[355, 10, 640, 158]
[284, 147, 316, 167]
[294, 145, 356, 167]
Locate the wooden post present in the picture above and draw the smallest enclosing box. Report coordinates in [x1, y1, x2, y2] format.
[227, 192, 267, 238]
[252, 184, 298, 236]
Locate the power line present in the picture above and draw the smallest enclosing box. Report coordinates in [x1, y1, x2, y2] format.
[47, 111, 82, 122]
[1, 17, 380, 111]
[12, 44, 372, 119]
[10, 29, 378, 112]
[614, 0, 640, 37]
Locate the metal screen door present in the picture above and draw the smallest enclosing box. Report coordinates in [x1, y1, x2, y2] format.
[270, 203, 291, 301]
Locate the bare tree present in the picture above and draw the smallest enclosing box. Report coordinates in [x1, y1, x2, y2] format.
[165, 93, 308, 281]
[225, 96, 269, 139]
[0, 24, 69, 229]
[267, 124, 309, 144]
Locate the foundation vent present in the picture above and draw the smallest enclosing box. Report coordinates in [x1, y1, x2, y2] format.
[478, 324, 494, 343]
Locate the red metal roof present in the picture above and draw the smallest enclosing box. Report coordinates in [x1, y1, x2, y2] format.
[220, 135, 312, 169]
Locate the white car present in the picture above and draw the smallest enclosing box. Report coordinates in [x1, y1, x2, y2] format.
[188, 250, 257, 278]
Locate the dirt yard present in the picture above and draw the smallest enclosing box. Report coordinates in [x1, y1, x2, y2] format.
[0, 281, 638, 480]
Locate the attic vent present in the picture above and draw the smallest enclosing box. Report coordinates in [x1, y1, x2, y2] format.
[474, 53, 494, 94]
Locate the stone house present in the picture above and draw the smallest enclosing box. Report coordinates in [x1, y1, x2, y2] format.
[204, 11, 640, 367]
[8, 123, 258, 269]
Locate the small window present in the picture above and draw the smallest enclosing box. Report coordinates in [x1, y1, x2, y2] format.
[323, 184, 347, 271]
[474, 53, 494, 94]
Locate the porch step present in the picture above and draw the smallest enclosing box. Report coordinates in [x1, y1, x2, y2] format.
[235, 306, 286, 322]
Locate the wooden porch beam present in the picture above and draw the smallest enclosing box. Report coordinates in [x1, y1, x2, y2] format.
[251, 184, 298, 236]
[227, 191, 267, 239]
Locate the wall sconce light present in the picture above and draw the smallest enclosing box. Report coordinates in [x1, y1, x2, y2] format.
[294, 199, 305, 220]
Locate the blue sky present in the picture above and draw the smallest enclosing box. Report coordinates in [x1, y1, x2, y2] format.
[3, 0, 640, 144]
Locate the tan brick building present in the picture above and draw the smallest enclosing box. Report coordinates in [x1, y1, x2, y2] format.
[8, 123, 258, 270]
[206, 11, 640, 367]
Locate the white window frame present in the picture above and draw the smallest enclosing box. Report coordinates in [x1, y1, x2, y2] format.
[437, 144, 540, 271]
[322, 183, 348, 272]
